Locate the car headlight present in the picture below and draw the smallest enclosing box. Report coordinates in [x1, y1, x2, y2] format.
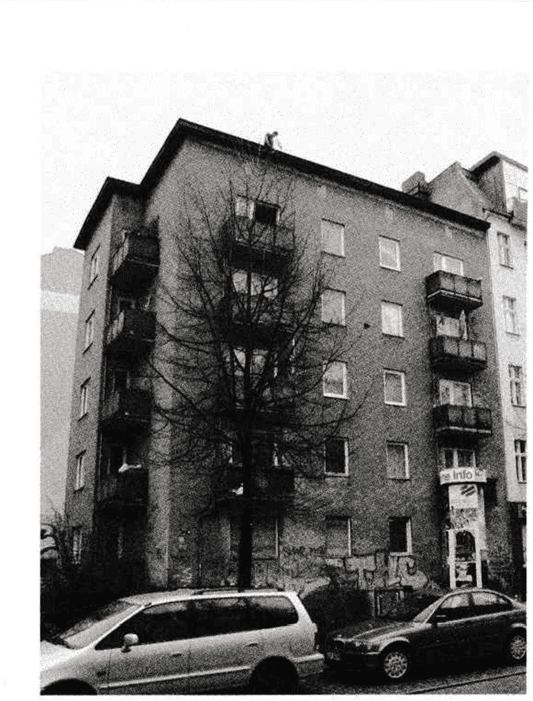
[345, 640, 381, 653]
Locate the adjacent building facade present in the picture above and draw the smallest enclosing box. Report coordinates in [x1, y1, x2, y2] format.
[64, 120, 517, 600]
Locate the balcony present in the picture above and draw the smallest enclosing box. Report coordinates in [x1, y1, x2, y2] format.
[219, 294, 293, 334]
[224, 218, 294, 269]
[429, 336, 487, 373]
[509, 197, 528, 227]
[426, 271, 482, 311]
[217, 465, 295, 505]
[106, 309, 155, 355]
[101, 389, 151, 433]
[111, 230, 159, 291]
[96, 470, 148, 509]
[433, 405, 492, 437]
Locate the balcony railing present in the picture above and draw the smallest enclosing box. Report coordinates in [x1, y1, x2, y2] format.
[101, 388, 151, 432]
[111, 230, 159, 291]
[96, 470, 148, 508]
[433, 404, 492, 436]
[106, 309, 155, 354]
[426, 271, 483, 311]
[217, 465, 295, 504]
[429, 336, 487, 372]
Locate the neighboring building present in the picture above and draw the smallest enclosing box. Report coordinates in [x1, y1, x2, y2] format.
[41, 247, 84, 519]
[65, 120, 514, 600]
[404, 153, 527, 598]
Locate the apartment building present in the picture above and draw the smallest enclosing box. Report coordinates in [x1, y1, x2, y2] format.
[404, 153, 527, 597]
[65, 120, 513, 598]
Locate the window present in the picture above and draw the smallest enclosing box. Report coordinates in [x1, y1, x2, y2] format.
[435, 593, 472, 621]
[232, 271, 278, 298]
[379, 237, 400, 270]
[75, 452, 85, 490]
[498, 233, 512, 267]
[248, 596, 299, 629]
[321, 219, 345, 257]
[323, 361, 348, 398]
[84, 312, 95, 350]
[389, 517, 411, 554]
[322, 289, 346, 325]
[325, 438, 349, 475]
[193, 598, 251, 637]
[235, 196, 279, 225]
[439, 379, 472, 406]
[503, 296, 518, 334]
[384, 370, 406, 406]
[72, 527, 83, 564]
[98, 601, 191, 649]
[433, 253, 464, 276]
[442, 447, 476, 470]
[326, 517, 351, 557]
[89, 247, 99, 285]
[386, 442, 409, 479]
[435, 311, 468, 339]
[509, 365, 524, 406]
[79, 380, 90, 418]
[515, 440, 527, 483]
[381, 302, 403, 337]
[235, 195, 255, 219]
[471, 591, 512, 615]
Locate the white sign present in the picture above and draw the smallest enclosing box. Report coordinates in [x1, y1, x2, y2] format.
[439, 467, 487, 485]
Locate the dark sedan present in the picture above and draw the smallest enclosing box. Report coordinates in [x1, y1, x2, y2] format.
[325, 588, 526, 683]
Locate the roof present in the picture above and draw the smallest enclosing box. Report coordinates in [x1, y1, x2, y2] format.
[74, 119, 490, 250]
[470, 151, 528, 176]
[120, 588, 289, 607]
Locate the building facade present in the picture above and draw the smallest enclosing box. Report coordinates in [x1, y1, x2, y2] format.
[65, 120, 514, 599]
[41, 247, 84, 518]
[404, 153, 527, 597]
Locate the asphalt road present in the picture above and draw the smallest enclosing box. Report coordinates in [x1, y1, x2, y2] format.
[299, 660, 526, 694]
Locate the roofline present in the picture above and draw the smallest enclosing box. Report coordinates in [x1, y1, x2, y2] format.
[74, 119, 489, 249]
[470, 151, 528, 176]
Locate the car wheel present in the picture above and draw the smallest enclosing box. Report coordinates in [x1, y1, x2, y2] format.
[380, 646, 411, 683]
[41, 682, 96, 695]
[250, 660, 298, 694]
[506, 631, 526, 664]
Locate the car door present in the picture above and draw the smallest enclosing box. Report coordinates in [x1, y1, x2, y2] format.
[96, 601, 191, 694]
[187, 596, 264, 694]
[469, 591, 516, 657]
[425, 592, 475, 663]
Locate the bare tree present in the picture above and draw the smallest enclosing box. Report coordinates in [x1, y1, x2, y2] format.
[149, 154, 369, 588]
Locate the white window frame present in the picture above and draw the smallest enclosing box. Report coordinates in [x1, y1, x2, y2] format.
[72, 527, 83, 565]
[379, 236, 401, 271]
[515, 439, 527, 483]
[433, 252, 464, 276]
[439, 379, 472, 407]
[381, 301, 404, 337]
[325, 516, 351, 557]
[322, 289, 346, 326]
[89, 247, 100, 285]
[389, 517, 412, 555]
[232, 270, 278, 299]
[323, 361, 348, 399]
[324, 438, 349, 476]
[383, 370, 406, 406]
[509, 365, 525, 407]
[503, 296, 519, 335]
[497, 232, 512, 268]
[235, 195, 255, 220]
[441, 447, 476, 471]
[321, 219, 345, 257]
[79, 379, 90, 418]
[74, 451, 85, 491]
[84, 312, 95, 350]
[386, 442, 410, 480]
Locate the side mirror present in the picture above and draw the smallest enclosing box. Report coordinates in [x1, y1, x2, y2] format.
[432, 613, 448, 626]
[122, 633, 139, 652]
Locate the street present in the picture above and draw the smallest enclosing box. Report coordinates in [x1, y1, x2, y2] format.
[299, 660, 526, 694]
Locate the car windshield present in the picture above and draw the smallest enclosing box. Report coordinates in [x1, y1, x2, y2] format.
[382, 595, 442, 622]
[54, 601, 139, 649]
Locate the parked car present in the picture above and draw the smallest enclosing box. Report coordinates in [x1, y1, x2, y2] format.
[41, 588, 324, 694]
[324, 588, 526, 683]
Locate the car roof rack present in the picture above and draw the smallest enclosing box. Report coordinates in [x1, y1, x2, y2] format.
[192, 586, 285, 595]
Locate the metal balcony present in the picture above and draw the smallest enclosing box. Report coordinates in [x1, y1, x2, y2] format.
[111, 230, 159, 291]
[106, 309, 155, 355]
[429, 336, 487, 373]
[433, 405, 492, 437]
[426, 271, 483, 311]
[96, 470, 148, 509]
[217, 465, 295, 505]
[101, 389, 151, 433]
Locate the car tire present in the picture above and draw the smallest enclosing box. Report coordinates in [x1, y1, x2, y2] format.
[41, 681, 96, 695]
[380, 645, 411, 683]
[506, 631, 526, 664]
[250, 659, 298, 694]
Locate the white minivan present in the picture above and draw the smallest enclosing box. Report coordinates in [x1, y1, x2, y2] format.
[41, 588, 324, 694]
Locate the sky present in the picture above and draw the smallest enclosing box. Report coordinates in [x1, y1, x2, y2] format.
[42, 70, 528, 254]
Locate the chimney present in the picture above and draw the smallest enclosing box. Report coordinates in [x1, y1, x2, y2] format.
[401, 171, 429, 199]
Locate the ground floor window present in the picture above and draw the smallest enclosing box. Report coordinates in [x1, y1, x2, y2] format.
[389, 517, 411, 554]
[325, 516, 351, 557]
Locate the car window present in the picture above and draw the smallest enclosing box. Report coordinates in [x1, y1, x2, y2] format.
[96, 601, 190, 649]
[191, 597, 251, 637]
[248, 595, 299, 629]
[472, 592, 513, 614]
[434, 593, 472, 621]
[60, 601, 139, 649]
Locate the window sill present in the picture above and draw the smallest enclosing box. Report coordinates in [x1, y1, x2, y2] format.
[74, 486, 85, 493]
[385, 402, 407, 407]
[382, 333, 405, 339]
[380, 265, 401, 272]
[88, 275, 98, 290]
[78, 413, 89, 421]
[325, 472, 349, 478]
[83, 343, 93, 354]
[322, 251, 346, 259]
[324, 394, 349, 400]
